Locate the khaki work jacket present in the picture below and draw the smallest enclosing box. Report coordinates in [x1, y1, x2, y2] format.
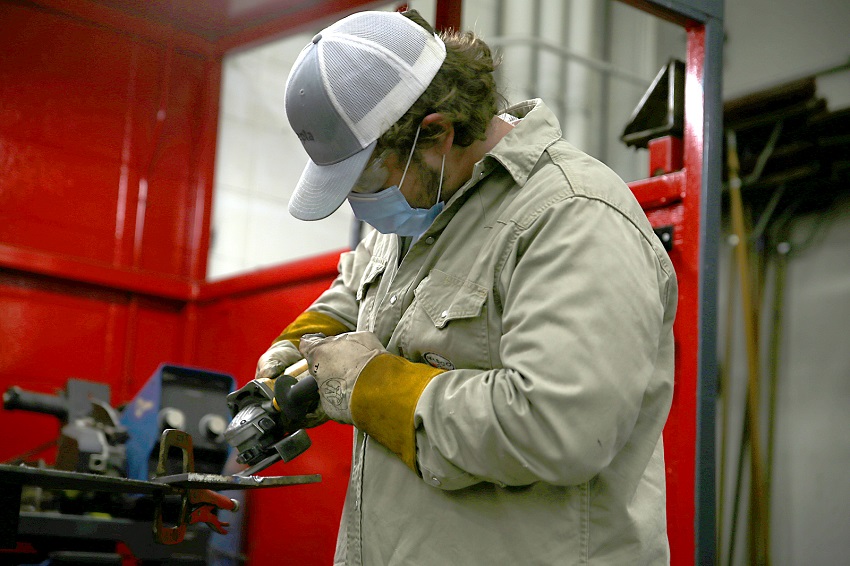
[307, 100, 677, 565]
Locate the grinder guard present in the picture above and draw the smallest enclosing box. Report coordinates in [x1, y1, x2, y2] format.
[224, 373, 317, 474]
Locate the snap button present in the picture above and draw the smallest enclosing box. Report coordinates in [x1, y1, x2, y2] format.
[440, 310, 448, 318]
[312, 33, 322, 43]
[425, 236, 435, 245]
[430, 475, 441, 486]
[390, 295, 398, 305]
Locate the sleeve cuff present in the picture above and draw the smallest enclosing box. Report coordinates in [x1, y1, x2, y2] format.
[275, 311, 351, 348]
[350, 354, 444, 472]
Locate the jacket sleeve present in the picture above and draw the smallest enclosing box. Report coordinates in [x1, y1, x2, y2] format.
[291, 229, 379, 335]
[412, 196, 676, 489]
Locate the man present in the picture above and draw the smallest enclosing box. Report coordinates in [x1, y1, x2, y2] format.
[257, 9, 677, 565]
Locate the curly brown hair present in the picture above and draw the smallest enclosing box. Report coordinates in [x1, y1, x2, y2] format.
[373, 10, 504, 160]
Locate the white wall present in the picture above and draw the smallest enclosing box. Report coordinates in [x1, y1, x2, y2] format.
[719, 1, 850, 564]
[723, 0, 850, 102]
[766, 205, 850, 564]
[718, 200, 850, 565]
[209, 31, 354, 279]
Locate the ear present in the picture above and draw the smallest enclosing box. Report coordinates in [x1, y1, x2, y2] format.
[421, 113, 455, 156]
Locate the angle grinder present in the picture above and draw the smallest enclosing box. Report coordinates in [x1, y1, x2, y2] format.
[224, 360, 318, 476]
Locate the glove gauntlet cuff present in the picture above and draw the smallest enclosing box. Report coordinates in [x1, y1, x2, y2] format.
[350, 355, 444, 472]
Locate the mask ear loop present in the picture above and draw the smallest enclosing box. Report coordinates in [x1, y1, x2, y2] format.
[398, 125, 422, 192]
[436, 154, 445, 206]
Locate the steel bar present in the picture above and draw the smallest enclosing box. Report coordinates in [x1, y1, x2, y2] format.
[0, 464, 166, 495]
[153, 472, 321, 490]
[0, 464, 321, 494]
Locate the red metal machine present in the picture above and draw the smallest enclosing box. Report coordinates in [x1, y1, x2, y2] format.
[0, 0, 721, 563]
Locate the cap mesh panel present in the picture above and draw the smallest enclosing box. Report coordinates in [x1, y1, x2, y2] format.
[324, 43, 401, 124]
[332, 16, 427, 66]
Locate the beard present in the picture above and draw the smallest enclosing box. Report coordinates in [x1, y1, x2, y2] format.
[408, 156, 443, 209]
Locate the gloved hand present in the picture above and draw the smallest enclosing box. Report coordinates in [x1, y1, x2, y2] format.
[299, 331, 446, 472]
[254, 311, 354, 429]
[261, 310, 353, 380]
[255, 339, 329, 429]
[298, 332, 387, 424]
[255, 339, 303, 380]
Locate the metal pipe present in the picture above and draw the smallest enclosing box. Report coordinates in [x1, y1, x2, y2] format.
[486, 35, 649, 86]
[530, 0, 541, 99]
[765, 241, 789, 553]
[598, 0, 614, 163]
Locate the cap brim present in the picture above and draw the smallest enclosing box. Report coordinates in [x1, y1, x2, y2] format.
[288, 140, 377, 221]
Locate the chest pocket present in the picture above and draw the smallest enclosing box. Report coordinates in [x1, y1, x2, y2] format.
[416, 269, 488, 328]
[404, 269, 491, 369]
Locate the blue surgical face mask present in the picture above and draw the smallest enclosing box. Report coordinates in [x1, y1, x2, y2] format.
[348, 183, 443, 237]
[348, 127, 444, 238]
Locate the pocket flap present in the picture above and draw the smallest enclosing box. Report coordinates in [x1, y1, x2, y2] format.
[415, 270, 487, 329]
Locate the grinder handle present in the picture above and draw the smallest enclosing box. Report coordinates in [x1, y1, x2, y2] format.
[281, 359, 318, 405]
[284, 358, 309, 378]
[273, 359, 319, 424]
[287, 374, 319, 405]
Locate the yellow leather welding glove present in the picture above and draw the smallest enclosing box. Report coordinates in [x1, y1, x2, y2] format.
[299, 331, 445, 471]
[256, 311, 351, 379]
[255, 340, 303, 380]
[255, 311, 351, 428]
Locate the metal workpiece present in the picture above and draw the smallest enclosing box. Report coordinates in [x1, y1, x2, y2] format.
[152, 428, 319, 544]
[153, 471, 321, 490]
[0, 463, 167, 495]
[0, 462, 320, 494]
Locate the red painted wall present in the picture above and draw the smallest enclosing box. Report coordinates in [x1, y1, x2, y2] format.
[0, 2, 349, 564]
[0, 0, 207, 455]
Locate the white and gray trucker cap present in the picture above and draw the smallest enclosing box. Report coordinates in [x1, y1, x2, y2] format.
[285, 11, 447, 220]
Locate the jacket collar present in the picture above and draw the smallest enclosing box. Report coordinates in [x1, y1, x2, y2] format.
[486, 99, 563, 187]
[439, 99, 562, 216]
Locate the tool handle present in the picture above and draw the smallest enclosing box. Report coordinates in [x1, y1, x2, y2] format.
[273, 360, 319, 425]
[280, 358, 318, 405]
[284, 358, 309, 377]
[287, 374, 319, 405]
[2, 386, 68, 419]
